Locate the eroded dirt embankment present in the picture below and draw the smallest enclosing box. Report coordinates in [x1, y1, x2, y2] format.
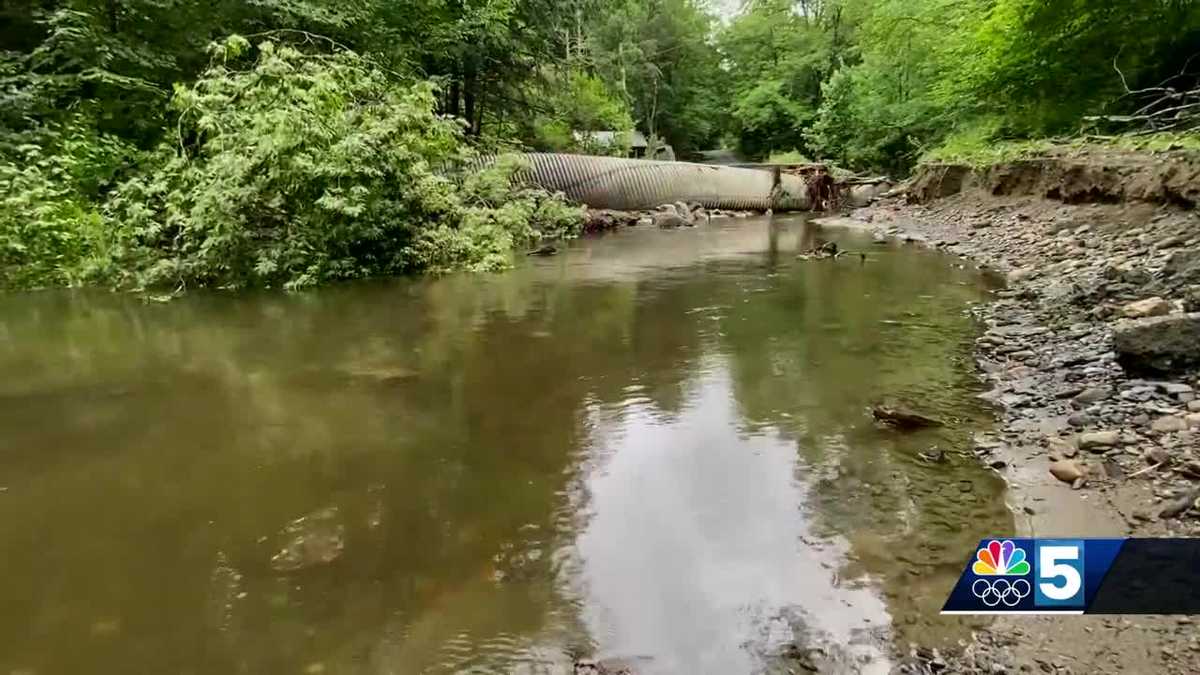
[845, 149, 1200, 675]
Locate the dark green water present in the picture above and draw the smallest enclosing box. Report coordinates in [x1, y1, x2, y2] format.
[0, 217, 1011, 674]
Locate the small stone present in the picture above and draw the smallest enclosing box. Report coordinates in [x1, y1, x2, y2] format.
[1067, 412, 1091, 428]
[1186, 413, 1200, 429]
[1121, 297, 1171, 319]
[1152, 415, 1188, 433]
[1189, 400, 1200, 412]
[1050, 460, 1085, 483]
[1047, 436, 1078, 458]
[1078, 430, 1121, 451]
[636, 217, 653, 227]
[1008, 267, 1037, 283]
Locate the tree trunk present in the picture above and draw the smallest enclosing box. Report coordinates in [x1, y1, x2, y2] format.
[463, 58, 477, 134]
[472, 86, 485, 136]
[448, 69, 462, 119]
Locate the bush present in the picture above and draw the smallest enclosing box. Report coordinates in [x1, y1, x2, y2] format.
[98, 37, 582, 291]
[0, 120, 135, 289]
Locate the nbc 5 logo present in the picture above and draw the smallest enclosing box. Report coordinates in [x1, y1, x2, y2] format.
[1034, 540, 1085, 607]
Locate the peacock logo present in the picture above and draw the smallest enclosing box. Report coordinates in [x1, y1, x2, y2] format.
[972, 539, 1031, 576]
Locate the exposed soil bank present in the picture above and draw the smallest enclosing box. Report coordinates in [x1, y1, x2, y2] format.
[908, 148, 1200, 208]
[835, 150, 1200, 674]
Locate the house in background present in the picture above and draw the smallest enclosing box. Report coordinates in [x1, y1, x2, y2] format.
[572, 130, 675, 160]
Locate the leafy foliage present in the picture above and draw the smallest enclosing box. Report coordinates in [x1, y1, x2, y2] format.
[721, 0, 1200, 171]
[3, 38, 582, 291]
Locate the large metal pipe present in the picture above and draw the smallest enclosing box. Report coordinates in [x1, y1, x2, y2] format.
[481, 153, 811, 211]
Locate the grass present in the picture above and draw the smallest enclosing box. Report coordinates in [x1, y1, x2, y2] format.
[921, 129, 1200, 168]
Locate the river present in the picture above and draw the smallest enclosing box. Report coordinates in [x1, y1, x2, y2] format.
[0, 216, 1012, 674]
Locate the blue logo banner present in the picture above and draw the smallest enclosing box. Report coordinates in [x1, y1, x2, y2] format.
[942, 538, 1124, 614]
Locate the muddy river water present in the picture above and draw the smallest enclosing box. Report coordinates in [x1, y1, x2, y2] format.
[0, 217, 1013, 674]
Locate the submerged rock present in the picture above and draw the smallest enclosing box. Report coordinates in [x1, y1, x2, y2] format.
[871, 405, 942, 429]
[1113, 313, 1200, 374]
[270, 506, 345, 572]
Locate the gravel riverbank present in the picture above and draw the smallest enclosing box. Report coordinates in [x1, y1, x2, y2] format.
[832, 186, 1200, 674]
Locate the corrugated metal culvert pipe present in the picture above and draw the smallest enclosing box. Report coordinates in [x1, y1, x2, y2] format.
[477, 153, 812, 211]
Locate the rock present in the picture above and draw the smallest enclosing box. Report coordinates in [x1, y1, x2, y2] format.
[1067, 412, 1091, 428]
[1047, 437, 1078, 458]
[1007, 267, 1037, 284]
[636, 217, 653, 227]
[1145, 447, 1171, 465]
[1190, 400, 1200, 412]
[673, 201, 695, 225]
[1184, 286, 1200, 312]
[1162, 248, 1200, 283]
[1159, 488, 1200, 519]
[1186, 413, 1200, 429]
[872, 405, 942, 429]
[1157, 382, 1195, 395]
[583, 210, 621, 233]
[1050, 460, 1085, 483]
[1151, 415, 1188, 433]
[849, 183, 889, 207]
[1113, 313, 1200, 374]
[1073, 386, 1112, 406]
[653, 211, 687, 229]
[1121, 297, 1171, 319]
[1078, 430, 1121, 451]
[270, 506, 345, 572]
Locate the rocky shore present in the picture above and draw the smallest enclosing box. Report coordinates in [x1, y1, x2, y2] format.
[582, 203, 761, 234]
[843, 151, 1200, 674]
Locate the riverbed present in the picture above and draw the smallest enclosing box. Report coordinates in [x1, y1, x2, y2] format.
[0, 216, 1012, 674]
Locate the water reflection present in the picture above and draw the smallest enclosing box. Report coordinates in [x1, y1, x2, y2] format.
[0, 217, 1010, 674]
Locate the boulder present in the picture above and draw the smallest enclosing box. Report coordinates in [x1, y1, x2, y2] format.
[673, 201, 695, 225]
[1113, 313, 1200, 374]
[848, 183, 891, 207]
[1121, 297, 1171, 319]
[653, 211, 687, 229]
[1162, 249, 1200, 284]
